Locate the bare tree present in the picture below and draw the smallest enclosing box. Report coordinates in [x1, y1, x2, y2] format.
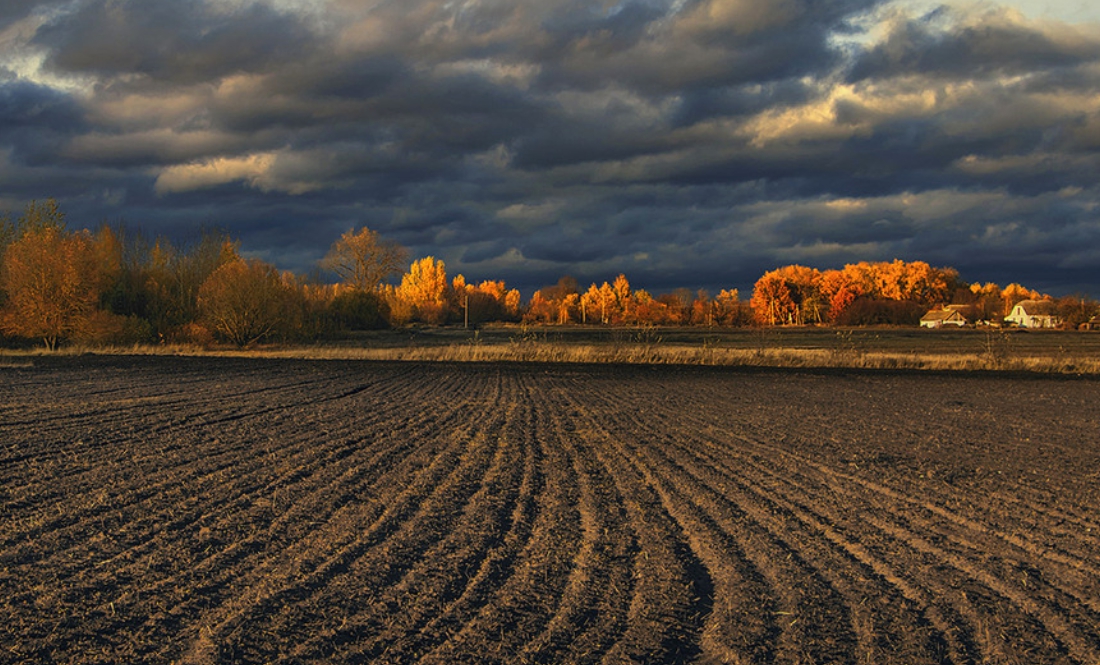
[321, 227, 406, 292]
[197, 259, 294, 346]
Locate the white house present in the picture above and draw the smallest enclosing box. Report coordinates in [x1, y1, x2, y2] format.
[1006, 299, 1061, 328]
[920, 306, 968, 328]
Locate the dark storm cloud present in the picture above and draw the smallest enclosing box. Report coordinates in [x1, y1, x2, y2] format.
[367, 74, 549, 155]
[848, 8, 1100, 81]
[0, 78, 84, 140]
[533, 0, 879, 96]
[671, 79, 816, 127]
[3, 0, 1100, 297]
[0, 78, 86, 159]
[34, 0, 318, 83]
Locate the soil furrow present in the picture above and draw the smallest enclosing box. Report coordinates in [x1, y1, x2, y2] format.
[4, 360, 1099, 664]
[716, 435, 1100, 652]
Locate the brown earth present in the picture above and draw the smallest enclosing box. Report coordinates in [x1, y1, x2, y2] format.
[1, 356, 1098, 664]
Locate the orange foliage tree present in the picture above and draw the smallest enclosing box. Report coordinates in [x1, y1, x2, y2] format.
[1001, 283, 1041, 316]
[833, 260, 955, 306]
[819, 269, 863, 323]
[0, 226, 109, 349]
[525, 277, 744, 327]
[755, 259, 960, 326]
[524, 276, 581, 324]
[453, 275, 521, 324]
[629, 289, 667, 324]
[713, 289, 745, 326]
[751, 267, 816, 325]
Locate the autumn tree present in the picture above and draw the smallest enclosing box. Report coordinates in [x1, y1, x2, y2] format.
[1, 201, 67, 303]
[524, 276, 580, 324]
[0, 215, 13, 312]
[14, 199, 66, 235]
[523, 290, 556, 324]
[85, 224, 165, 343]
[751, 267, 821, 325]
[631, 289, 671, 325]
[393, 256, 450, 324]
[834, 298, 926, 326]
[69, 225, 157, 344]
[279, 272, 338, 340]
[139, 232, 241, 340]
[713, 289, 745, 326]
[453, 275, 521, 325]
[321, 227, 406, 292]
[0, 213, 14, 283]
[0, 227, 104, 349]
[581, 281, 619, 324]
[1055, 294, 1099, 329]
[963, 282, 1003, 322]
[819, 269, 861, 323]
[1001, 283, 1041, 317]
[549, 276, 580, 302]
[613, 274, 631, 304]
[330, 288, 390, 330]
[197, 258, 295, 346]
[777, 265, 824, 324]
[751, 271, 793, 325]
[654, 288, 691, 324]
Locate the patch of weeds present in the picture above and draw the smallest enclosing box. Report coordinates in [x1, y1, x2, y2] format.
[832, 329, 865, 364]
[981, 329, 1017, 369]
[752, 327, 777, 358]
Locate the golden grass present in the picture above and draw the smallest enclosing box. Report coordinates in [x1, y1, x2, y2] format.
[6, 326, 1099, 374]
[26, 337, 1099, 374]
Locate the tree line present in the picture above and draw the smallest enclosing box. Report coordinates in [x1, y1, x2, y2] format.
[1, 201, 1096, 349]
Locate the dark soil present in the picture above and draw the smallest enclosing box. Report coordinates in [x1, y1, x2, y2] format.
[2, 356, 1098, 664]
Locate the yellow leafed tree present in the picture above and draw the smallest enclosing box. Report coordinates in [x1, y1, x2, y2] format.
[0, 227, 104, 349]
[396, 256, 450, 324]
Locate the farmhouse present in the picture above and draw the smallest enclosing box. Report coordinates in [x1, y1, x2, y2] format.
[920, 306, 968, 328]
[1005, 299, 1061, 328]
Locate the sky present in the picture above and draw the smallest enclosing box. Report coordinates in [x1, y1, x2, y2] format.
[2, 0, 1099, 298]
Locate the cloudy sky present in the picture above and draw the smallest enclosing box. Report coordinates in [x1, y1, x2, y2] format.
[2, 0, 1099, 297]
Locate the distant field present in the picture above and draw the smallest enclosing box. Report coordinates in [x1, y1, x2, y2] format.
[2, 356, 1099, 663]
[335, 324, 1100, 356]
[172, 326, 1100, 373]
[6, 326, 1100, 373]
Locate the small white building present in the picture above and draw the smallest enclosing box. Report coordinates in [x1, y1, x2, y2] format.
[1006, 299, 1061, 328]
[920, 306, 968, 328]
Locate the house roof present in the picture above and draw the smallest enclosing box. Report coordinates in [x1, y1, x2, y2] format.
[1013, 299, 1056, 315]
[921, 308, 966, 322]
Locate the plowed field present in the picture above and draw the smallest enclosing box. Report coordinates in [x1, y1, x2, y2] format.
[2, 356, 1098, 664]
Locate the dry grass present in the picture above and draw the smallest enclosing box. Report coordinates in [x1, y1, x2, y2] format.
[14, 333, 1094, 374]
[6, 326, 1099, 374]
[0, 350, 36, 368]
